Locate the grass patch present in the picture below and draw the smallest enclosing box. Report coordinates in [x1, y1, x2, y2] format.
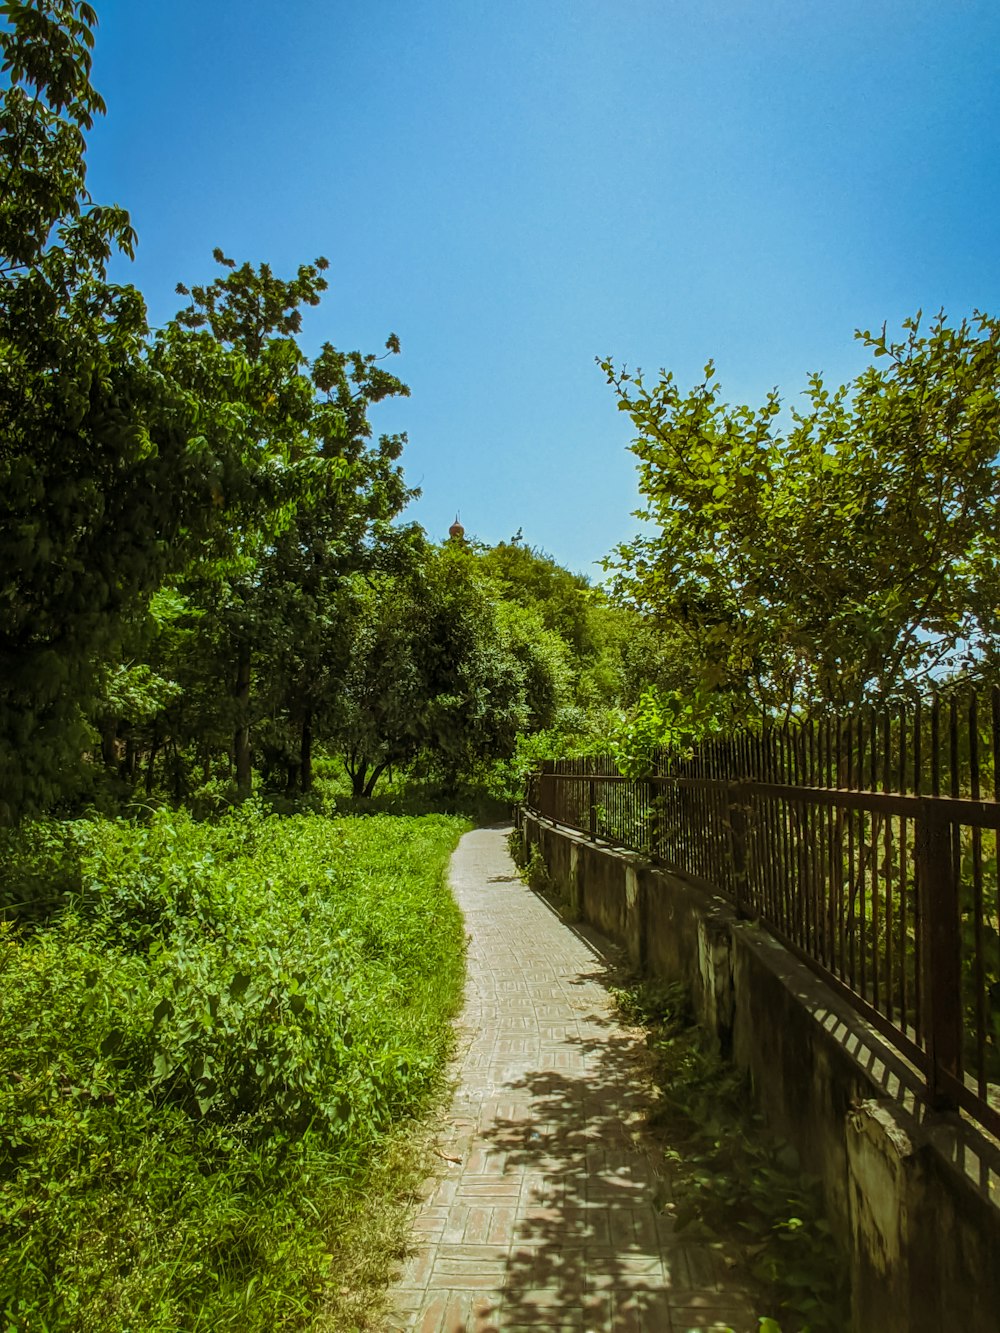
[611, 980, 850, 1333]
[0, 803, 468, 1329]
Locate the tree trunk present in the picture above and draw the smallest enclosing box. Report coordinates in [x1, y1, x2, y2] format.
[301, 709, 313, 789]
[362, 761, 389, 799]
[234, 641, 252, 799]
[100, 717, 118, 769]
[349, 757, 369, 798]
[300, 709, 313, 794]
[145, 730, 159, 796]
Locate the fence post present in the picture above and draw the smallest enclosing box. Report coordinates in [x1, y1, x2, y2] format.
[916, 799, 963, 1111]
[727, 781, 750, 918]
[588, 777, 597, 840]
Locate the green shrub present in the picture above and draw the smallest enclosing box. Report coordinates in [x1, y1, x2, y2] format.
[0, 805, 468, 1329]
[506, 827, 527, 867]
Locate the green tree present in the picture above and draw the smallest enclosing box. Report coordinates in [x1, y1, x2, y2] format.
[333, 542, 553, 798]
[0, 1, 249, 818]
[479, 539, 599, 660]
[163, 251, 412, 798]
[601, 311, 1000, 717]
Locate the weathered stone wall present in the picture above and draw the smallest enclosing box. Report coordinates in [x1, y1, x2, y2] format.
[517, 810, 1000, 1333]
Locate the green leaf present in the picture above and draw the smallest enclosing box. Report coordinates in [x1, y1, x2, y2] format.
[229, 971, 251, 999]
[100, 1029, 123, 1057]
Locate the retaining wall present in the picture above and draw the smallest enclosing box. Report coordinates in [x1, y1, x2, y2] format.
[518, 810, 1000, 1333]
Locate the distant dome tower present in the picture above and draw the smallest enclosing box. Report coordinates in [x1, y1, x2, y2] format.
[448, 514, 465, 542]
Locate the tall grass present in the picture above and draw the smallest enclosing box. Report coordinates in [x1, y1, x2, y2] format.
[0, 803, 468, 1330]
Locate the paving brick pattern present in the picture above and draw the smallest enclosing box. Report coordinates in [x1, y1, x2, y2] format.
[386, 826, 762, 1333]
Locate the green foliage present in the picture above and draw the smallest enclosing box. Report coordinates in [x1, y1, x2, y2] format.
[522, 845, 551, 891]
[479, 539, 629, 714]
[603, 311, 1000, 715]
[0, 1, 419, 818]
[0, 807, 467, 1328]
[480, 539, 600, 660]
[0, 5, 271, 819]
[612, 980, 849, 1333]
[332, 541, 548, 799]
[1, 3, 730, 826]
[506, 829, 551, 889]
[154, 248, 414, 801]
[610, 683, 725, 778]
[506, 828, 554, 893]
[506, 827, 527, 867]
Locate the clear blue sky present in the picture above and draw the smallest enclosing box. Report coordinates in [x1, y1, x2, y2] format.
[87, 0, 1000, 578]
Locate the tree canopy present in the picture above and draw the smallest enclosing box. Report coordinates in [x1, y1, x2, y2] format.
[0, 1, 253, 816]
[601, 310, 1000, 719]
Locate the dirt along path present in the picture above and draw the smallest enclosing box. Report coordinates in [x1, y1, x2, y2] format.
[386, 825, 762, 1333]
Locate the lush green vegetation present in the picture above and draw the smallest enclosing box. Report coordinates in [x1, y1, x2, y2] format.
[0, 805, 467, 1329]
[601, 311, 1000, 733]
[4, 0, 998, 801]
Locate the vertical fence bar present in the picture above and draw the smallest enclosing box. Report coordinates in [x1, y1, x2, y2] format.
[969, 692, 986, 1100]
[762, 729, 775, 921]
[832, 725, 837, 975]
[858, 712, 868, 999]
[846, 716, 857, 990]
[812, 719, 825, 963]
[993, 688, 1000, 1096]
[835, 718, 845, 982]
[647, 764, 657, 863]
[785, 722, 799, 944]
[914, 700, 924, 1042]
[949, 695, 961, 910]
[790, 722, 800, 944]
[917, 799, 963, 1110]
[898, 703, 908, 1031]
[826, 717, 839, 976]
[869, 707, 880, 1011]
[800, 724, 811, 951]
[728, 780, 748, 918]
[882, 707, 893, 1020]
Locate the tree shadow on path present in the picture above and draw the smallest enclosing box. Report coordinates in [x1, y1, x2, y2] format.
[458, 919, 762, 1332]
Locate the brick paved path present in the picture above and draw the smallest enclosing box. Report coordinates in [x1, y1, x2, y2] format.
[386, 826, 762, 1333]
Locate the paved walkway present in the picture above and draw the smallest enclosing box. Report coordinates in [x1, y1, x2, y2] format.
[386, 826, 762, 1333]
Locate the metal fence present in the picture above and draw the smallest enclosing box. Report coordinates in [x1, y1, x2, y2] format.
[524, 688, 1000, 1141]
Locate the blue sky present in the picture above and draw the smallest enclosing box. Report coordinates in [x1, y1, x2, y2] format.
[87, 0, 1000, 577]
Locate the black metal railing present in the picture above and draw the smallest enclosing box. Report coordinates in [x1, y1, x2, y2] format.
[524, 688, 1000, 1141]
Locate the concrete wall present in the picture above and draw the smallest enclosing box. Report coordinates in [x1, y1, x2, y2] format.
[518, 811, 1000, 1333]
